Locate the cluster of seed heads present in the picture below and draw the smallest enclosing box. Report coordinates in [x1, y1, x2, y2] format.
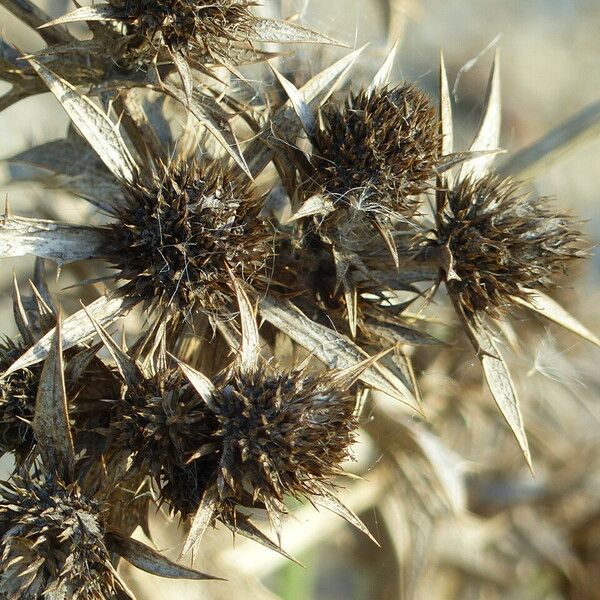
[0, 0, 594, 597]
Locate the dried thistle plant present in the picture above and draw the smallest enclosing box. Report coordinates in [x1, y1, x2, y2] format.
[0, 2, 599, 598]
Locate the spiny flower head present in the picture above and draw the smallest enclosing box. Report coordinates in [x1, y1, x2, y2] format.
[202, 364, 358, 516]
[310, 85, 440, 217]
[0, 476, 129, 600]
[436, 174, 584, 319]
[107, 160, 273, 317]
[108, 0, 258, 65]
[113, 362, 357, 521]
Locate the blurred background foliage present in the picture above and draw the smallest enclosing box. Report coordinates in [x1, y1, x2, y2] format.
[1, 1, 600, 598]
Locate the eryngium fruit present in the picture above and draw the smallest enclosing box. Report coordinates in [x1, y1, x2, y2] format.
[108, 0, 257, 65]
[0, 340, 38, 462]
[115, 365, 357, 525]
[107, 160, 273, 316]
[0, 476, 128, 600]
[310, 85, 440, 216]
[436, 174, 584, 319]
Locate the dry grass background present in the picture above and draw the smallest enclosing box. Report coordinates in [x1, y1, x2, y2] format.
[1, 1, 600, 598]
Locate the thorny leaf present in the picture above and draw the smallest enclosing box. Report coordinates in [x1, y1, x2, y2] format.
[270, 64, 316, 138]
[176, 358, 219, 410]
[367, 39, 399, 95]
[259, 296, 418, 409]
[106, 532, 221, 581]
[313, 489, 379, 546]
[515, 289, 600, 347]
[164, 84, 251, 178]
[27, 60, 139, 186]
[41, 5, 122, 28]
[232, 279, 261, 373]
[459, 51, 501, 182]
[466, 319, 533, 471]
[498, 99, 600, 179]
[180, 487, 219, 557]
[4, 295, 137, 374]
[32, 315, 75, 480]
[248, 18, 345, 46]
[84, 310, 143, 386]
[0, 214, 107, 264]
[7, 138, 122, 214]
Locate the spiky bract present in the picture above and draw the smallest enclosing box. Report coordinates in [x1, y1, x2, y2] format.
[0, 476, 128, 600]
[108, 160, 273, 317]
[109, 0, 258, 66]
[437, 175, 584, 319]
[311, 85, 440, 217]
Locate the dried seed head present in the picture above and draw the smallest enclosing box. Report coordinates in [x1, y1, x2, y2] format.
[437, 175, 585, 319]
[0, 340, 38, 462]
[107, 160, 273, 317]
[0, 476, 128, 600]
[114, 363, 358, 528]
[204, 366, 357, 518]
[110, 0, 257, 65]
[311, 85, 440, 216]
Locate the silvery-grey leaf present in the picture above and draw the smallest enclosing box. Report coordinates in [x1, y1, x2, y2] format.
[459, 51, 501, 182]
[27, 60, 138, 186]
[249, 18, 345, 46]
[232, 279, 261, 373]
[259, 296, 417, 408]
[3, 294, 137, 375]
[439, 52, 453, 158]
[84, 309, 143, 386]
[467, 320, 532, 471]
[176, 358, 219, 411]
[41, 5, 121, 28]
[367, 320, 446, 347]
[516, 289, 600, 347]
[270, 64, 316, 138]
[180, 486, 219, 557]
[106, 533, 221, 581]
[313, 490, 378, 545]
[287, 195, 334, 222]
[498, 99, 600, 179]
[164, 84, 251, 178]
[0, 215, 108, 264]
[32, 316, 75, 480]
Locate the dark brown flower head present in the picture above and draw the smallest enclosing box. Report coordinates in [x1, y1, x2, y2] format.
[113, 358, 358, 527]
[310, 85, 440, 217]
[107, 159, 273, 317]
[436, 174, 585, 319]
[0, 339, 37, 462]
[0, 476, 128, 600]
[204, 365, 357, 516]
[108, 0, 257, 66]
